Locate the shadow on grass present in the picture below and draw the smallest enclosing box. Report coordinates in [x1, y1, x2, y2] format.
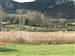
[0, 47, 17, 52]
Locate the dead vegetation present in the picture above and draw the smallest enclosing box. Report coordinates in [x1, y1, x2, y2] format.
[0, 31, 75, 44]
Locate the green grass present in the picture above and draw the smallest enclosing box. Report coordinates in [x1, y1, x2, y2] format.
[0, 44, 75, 56]
[2, 24, 46, 31]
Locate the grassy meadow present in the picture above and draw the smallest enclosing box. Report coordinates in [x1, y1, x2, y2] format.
[0, 1, 75, 56]
[0, 31, 75, 56]
[0, 44, 75, 56]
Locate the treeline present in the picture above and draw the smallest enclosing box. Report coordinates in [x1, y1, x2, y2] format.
[0, 10, 51, 27]
[0, 0, 75, 31]
[0, 0, 75, 18]
[12, 0, 75, 19]
[0, 9, 75, 31]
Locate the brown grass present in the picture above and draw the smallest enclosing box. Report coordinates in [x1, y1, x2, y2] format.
[0, 31, 75, 44]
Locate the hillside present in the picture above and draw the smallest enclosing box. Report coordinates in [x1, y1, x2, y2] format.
[13, 1, 75, 18]
[0, 0, 75, 18]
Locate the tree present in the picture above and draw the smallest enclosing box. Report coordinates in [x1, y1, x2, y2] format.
[0, 0, 2, 31]
[16, 9, 27, 30]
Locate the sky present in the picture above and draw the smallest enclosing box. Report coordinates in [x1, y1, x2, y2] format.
[14, 0, 35, 3]
[14, 0, 75, 3]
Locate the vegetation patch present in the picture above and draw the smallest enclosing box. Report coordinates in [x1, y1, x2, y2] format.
[0, 44, 75, 56]
[0, 32, 75, 44]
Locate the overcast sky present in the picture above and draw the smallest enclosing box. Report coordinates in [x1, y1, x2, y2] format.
[14, 0, 35, 3]
[14, 0, 75, 3]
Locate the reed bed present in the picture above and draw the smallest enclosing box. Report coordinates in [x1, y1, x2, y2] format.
[0, 31, 75, 44]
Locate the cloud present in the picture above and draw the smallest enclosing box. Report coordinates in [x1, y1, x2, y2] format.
[13, 0, 35, 3]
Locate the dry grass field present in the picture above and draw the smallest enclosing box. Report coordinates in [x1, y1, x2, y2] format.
[0, 31, 75, 44]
